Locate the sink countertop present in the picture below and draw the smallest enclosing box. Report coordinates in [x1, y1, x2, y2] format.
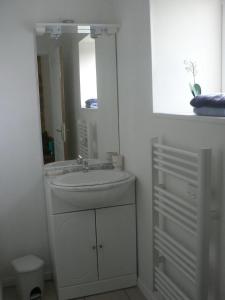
[44, 160, 113, 177]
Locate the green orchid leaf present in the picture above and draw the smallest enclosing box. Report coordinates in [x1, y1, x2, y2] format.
[189, 83, 201, 97]
[193, 83, 201, 96]
[189, 83, 196, 97]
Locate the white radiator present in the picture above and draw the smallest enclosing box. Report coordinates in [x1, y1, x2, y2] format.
[77, 120, 97, 159]
[77, 120, 89, 158]
[151, 138, 211, 300]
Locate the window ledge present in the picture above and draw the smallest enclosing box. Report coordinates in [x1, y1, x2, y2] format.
[153, 112, 225, 125]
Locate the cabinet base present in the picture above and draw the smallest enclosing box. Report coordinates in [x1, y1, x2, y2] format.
[57, 274, 137, 300]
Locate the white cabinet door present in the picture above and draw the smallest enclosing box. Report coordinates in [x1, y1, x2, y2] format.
[52, 210, 98, 287]
[96, 205, 136, 280]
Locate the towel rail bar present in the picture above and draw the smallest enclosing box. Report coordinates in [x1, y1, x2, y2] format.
[154, 233, 196, 270]
[155, 277, 183, 300]
[154, 186, 197, 213]
[154, 206, 197, 236]
[155, 279, 179, 300]
[155, 227, 196, 262]
[153, 143, 198, 158]
[153, 150, 198, 168]
[154, 241, 196, 278]
[154, 157, 198, 178]
[155, 245, 196, 283]
[151, 138, 211, 300]
[155, 268, 191, 300]
[154, 200, 197, 230]
[155, 283, 174, 300]
[154, 164, 198, 186]
[154, 192, 197, 221]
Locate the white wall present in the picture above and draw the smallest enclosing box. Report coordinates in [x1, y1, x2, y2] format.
[0, 0, 116, 283]
[112, 0, 153, 295]
[113, 0, 225, 299]
[151, 0, 222, 114]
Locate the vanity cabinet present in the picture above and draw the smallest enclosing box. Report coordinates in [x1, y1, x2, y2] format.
[45, 169, 137, 300]
[52, 210, 98, 287]
[50, 204, 136, 299]
[96, 205, 136, 280]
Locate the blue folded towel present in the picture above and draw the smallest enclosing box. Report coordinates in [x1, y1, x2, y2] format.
[190, 94, 225, 108]
[194, 107, 225, 117]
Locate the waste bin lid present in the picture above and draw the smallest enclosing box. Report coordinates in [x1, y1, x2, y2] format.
[12, 255, 44, 273]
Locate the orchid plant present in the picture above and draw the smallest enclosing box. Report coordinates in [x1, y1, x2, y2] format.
[184, 60, 201, 97]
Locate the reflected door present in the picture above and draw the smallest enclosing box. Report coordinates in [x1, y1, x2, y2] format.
[49, 46, 68, 161]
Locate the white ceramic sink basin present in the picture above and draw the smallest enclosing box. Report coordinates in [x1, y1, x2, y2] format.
[50, 170, 135, 210]
[44, 159, 111, 176]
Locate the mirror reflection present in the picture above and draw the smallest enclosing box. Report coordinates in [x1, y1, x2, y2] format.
[36, 24, 119, 164]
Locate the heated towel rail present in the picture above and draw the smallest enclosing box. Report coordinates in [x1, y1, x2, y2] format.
[151, 138, 211, 300]
[77, 120, 97, 159]
[77, 120, 89, 158]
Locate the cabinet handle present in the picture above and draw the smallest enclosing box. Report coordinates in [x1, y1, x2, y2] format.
[92, 246, 96, 250]
[99, 244, 103, 249]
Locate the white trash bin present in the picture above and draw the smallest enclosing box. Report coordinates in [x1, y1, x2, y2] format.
[12, 255, 44, 300]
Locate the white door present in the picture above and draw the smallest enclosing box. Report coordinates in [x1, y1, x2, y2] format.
[96, 205, 137, 280]
[52, 210, 98, 287]
[49, 46, 67, 161]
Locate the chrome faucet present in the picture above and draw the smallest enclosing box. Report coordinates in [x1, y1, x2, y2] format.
[76, 155, 83, 165]
[82, 159, 89, 172]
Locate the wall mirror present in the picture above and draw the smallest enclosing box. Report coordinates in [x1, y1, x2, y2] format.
[35, 23, 120, 164]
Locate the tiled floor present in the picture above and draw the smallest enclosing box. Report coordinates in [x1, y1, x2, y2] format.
[3, 282, 147, 300]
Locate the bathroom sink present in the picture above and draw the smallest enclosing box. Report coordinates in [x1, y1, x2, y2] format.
[44, 159, 112, 176]
[50, 170, 135, 211]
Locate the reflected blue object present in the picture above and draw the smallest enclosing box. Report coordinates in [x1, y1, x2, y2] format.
[190, 94, 225, 108]
[85, 98, 98, 109]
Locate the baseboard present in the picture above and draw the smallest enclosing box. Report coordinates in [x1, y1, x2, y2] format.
[59, 274, 137, 300]
[137, 278, 157, 300]
[2, 271, 53, 288]
[3, 273, 156, 300]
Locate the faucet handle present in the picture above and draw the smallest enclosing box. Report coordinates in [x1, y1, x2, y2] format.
[77, 155, 83, 164]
